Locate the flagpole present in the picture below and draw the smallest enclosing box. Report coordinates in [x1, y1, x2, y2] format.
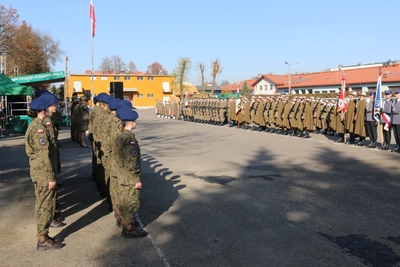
[91, 37, 94, 108]
[378, 67, 383, 146]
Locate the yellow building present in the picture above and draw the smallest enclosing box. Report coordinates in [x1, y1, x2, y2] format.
[65, 72, 174, 107]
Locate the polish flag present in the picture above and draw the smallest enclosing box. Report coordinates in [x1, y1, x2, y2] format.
[338, 77, 347, 115]
[90, 0, 96, 38]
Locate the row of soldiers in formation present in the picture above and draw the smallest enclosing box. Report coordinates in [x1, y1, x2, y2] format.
[155, 90, 400, 152]
[87, 93, 147, 239]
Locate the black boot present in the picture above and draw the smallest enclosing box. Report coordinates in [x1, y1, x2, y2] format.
[369, 141, 376, 148]
[356, 138, 365, 146]
[122, 221, 147, 238]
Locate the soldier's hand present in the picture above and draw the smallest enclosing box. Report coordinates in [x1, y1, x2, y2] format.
[135, 182, 142, 190]
[48, 181, 57, 190]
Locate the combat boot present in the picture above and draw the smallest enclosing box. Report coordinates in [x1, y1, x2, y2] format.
[50, 219, 66, 228]
[369, 141, 377, 148]
[37, 231, 63, 251]
[121, 221, 147, 238]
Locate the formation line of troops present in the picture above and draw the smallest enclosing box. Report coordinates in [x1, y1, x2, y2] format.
[156, 90, 400, 152]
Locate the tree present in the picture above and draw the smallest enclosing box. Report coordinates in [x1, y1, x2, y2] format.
[241, 82, 251, 96]
[127, 60, 137, 73]
[99, 55, 127, 73]
[146, 62, 167, 75]
[197, 62, 207, 96]
[0, 5, 19, 54]
[210, 58, 222, 97]
[220, 80, 230, 86]
[50, 84, 64, 100]
[172, 57, 191, 102]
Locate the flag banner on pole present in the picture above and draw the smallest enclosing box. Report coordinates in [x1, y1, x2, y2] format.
[337, 77, 347, 115]
[235, 98, 242, 115]
[90, 0, 96, 37]
[373, 76, 382, 123]
[382, 113, 391, 131]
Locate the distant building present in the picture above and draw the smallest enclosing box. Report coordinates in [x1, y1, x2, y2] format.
[65, 71, 174, 107]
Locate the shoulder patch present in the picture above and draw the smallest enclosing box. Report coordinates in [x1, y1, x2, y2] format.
[39, 137, 47, 145]
[130, 141, 136, 146]
[131, 150, 138, 157]
[45, 121, 52, 127]
[38, 129, 44, 134]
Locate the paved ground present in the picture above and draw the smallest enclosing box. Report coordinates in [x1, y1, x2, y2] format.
[1, 109, 400, 267]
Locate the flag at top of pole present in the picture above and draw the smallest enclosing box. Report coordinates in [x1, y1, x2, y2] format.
[90, 0, 96, 38]
[337, 75, 347, 115]
[373, 74, 382, 123]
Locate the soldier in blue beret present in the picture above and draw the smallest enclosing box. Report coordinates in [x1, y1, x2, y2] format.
[113, 107, 147, 238]
[25, 97, 64, 250]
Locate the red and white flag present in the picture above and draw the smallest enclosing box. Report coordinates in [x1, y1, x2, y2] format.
[90, 0, 96, 37]
[338, 77, 347, 116]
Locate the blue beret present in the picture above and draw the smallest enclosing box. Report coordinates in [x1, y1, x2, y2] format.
[35, 90, 59, 104]
[116, 107, 139, 121]
[395, 90, 400, 95]
[385, 90, 393, 95]
[119, 100, 133, 109]
[29, 96, 54, 111]
[108, 98, 122, 110]
[96, 93, 112, 103]
[369, 92, 376, 96]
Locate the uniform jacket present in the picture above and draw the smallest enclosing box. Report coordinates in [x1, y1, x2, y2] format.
[115, 129, 141, 185]
[392, 99, 400, 125]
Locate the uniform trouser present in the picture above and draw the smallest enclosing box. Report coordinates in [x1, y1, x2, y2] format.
[34, 183, 56, 233]
[110, 176, 118, 203]
[393, 124, 400, 146]
[365, 121, 377, 142]
[382, 123, 391, 144]
[115, 184, 140, 223]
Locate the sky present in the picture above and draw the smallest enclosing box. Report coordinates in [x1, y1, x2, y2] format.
[2, 0, 400, 85]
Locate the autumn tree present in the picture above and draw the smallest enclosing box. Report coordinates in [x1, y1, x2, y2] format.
[146, 62, 167, 75]
[99, 55, 127, 73]
[197, 62, 207, 96]
[220, 80, 230, 86]
[172, 57, 191, 102]
[0, 5, 19, 54]
[127, 60, 137, 73]
[210, 58, 222, 97]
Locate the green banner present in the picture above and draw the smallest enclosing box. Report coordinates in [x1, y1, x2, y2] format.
[11, 71, 65, 84]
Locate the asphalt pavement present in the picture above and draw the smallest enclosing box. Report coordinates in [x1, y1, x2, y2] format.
[1, 109, 400, 267]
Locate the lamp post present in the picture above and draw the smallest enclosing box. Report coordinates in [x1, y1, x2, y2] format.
[285, 61, 298, 94]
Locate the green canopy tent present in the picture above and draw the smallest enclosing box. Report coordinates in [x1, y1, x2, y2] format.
[0, 73, 33, 96]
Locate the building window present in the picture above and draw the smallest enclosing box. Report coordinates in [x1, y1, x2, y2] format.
[148, 77, 154, 81]
[148, 94, 154, 98]
[124, 76, 130, 80]
[137, 77, 143, 81]
[138, 94, 144, 98]
[101, 76, 107, 80]
[114, 76, 120, 80]
[259, 85, 262, 91]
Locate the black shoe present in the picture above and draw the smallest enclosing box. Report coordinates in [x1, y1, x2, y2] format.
[122, 225, 147, 238]
[335, 138, 344, 143]
[356, 140, 365, 146]
[369, 142, 376, 148]
[50, 219, 66, 228]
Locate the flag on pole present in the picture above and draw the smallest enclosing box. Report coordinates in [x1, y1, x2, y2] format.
[382, 112, 391, 131]
[90, 0, 96, 38]
[373, 75, 382, 123]
[337, 76, 347, 115]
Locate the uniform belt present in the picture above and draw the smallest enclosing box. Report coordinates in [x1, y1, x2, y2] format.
[394, 112, 400, 115]
[366, 111, 372, 113]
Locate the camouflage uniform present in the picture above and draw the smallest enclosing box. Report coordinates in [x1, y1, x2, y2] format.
[114, 129, 142, 223]
[25, 117, 57, 233]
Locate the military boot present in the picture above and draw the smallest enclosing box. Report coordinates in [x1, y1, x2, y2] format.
[121, 221, 147, 238]
[37, 231, 63, 251]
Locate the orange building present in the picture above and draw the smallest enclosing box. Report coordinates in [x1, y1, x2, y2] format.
[65, 71, 174, 107]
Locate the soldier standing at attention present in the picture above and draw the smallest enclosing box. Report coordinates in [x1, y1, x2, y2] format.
[114, 107, 147, 238]
[391, 90, 400, 153]
[25, 96, 64, 250]
[365, 92, 378, 148]
[380, 90, 393, 150]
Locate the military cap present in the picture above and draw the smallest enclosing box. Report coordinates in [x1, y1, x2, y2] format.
[119, 100, 133, 109]
[351, 91, 357, 96]
[395, 90, 400, 94]
[35, 89, 59, 104]
[385, 90, 393, 95]
[370, 92, 376, 96]
[80, 96, 88, 101]
[116, 107, 139, 121]
[108, 98, 122, 110]
[96, 92, 112, 103]
[29, 95, 54, 111]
